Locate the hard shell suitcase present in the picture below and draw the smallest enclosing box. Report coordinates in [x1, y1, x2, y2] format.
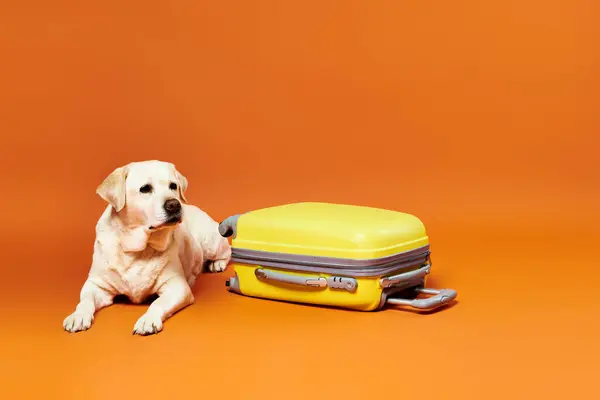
[218, 202, 457, 312]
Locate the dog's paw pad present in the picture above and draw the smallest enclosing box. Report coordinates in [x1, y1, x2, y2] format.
[208, 260, 228, 273]
[63, 313, 93, 333]
[133, 313, 163, 336]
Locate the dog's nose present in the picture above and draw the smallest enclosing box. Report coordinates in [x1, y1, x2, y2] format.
[164, 199, 181, 215]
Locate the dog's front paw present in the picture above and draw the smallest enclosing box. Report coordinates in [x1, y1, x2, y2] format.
[63, 312, 93, 333]
[207, 260, 228, 273]
[133, 312, 163, 336]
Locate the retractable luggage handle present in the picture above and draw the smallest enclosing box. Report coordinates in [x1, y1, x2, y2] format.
[379, 265, 457, 310]
[386, 288, 457, 310]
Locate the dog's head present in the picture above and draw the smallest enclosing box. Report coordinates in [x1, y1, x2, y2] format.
[96, 160, 188, 231]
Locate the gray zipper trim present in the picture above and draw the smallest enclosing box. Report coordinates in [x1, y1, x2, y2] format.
[230, 245, 430, 277]
[232, 245, 430, 268]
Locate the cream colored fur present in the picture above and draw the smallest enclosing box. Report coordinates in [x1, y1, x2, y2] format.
[63, 160, 231, 336]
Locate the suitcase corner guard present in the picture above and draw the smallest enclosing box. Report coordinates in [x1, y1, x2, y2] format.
[226, 273, 242, 295]
[218, 214, 243, 238]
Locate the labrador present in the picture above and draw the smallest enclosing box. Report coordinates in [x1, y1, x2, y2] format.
[63, 160, 231, 335]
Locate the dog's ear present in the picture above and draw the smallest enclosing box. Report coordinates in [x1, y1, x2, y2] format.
[96, 166, 128, 212]
[174, 166, 188, 203]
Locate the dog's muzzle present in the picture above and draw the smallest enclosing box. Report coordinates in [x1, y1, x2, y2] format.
[164, 198, 182, 216]
[149, 199, 182, 230]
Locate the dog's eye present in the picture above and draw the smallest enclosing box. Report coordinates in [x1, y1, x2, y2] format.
[169, 182, 178, 191]
[139, 184, 153, 194]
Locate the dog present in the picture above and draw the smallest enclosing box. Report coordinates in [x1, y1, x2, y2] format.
[63, 160, 231, 336]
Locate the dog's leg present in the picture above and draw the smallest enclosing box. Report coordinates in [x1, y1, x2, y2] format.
[63, 280, 115, 333]
[132, 276, 194, 336]
[204, 233, 232, 273]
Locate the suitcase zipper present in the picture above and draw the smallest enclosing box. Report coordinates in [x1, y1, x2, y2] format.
[230, 246, 430, 277]
[232, 255, 429, 278]
[232, 245, 429, 268]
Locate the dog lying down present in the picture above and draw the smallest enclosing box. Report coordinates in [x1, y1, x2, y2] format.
[63, 160, 231, 336]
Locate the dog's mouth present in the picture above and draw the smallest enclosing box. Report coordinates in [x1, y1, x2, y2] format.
[148, 214, 182, 231]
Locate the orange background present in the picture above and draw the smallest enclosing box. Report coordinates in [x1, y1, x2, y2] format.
[0, 1, 598, 399]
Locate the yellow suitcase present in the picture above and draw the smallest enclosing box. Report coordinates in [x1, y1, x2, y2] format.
[218, 202, 457, 312]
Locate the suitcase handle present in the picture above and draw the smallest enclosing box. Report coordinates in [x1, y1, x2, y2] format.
[255, 268, 328, 288]
[379, 264, 431, 288]
[386, 288, 457, 310]
[255, 268, 358, 291]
